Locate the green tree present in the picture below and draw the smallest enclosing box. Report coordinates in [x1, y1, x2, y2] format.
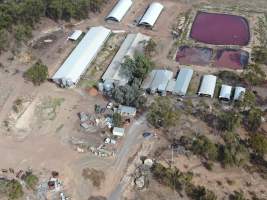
[144, 39, 157, 56]
[24, 173, 39, 190]
[236, 90, 256, 111]
[246, 107, 263, 132]
[112, 113, 123, 127]
[250, 133, 267, 156]
[147, 97, 180, 128]
[217, 112, 240, 132]
[13, 24, 32, 42]
[243, 63, 266, 86]
[6, 179, 24, 200]
[24, 60, 48, 85]
[191, 135, 218, 161]
[251, 46, 267, 64]
[121, 54, 153, 82]
[0, 29, 9, 52]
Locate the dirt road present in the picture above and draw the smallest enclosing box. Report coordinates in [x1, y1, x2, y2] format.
[105, 114, 148, 200]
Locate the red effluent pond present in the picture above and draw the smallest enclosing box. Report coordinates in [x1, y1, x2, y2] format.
[214, 49, 249, 70]
[176, 46, 213, 66]
[190, 12, 250, 46]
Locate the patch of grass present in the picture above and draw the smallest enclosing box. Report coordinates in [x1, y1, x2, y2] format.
[24, 173, 38, 190]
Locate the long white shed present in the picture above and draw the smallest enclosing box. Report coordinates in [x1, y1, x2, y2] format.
[106, 0, 133, 22]
[139, 2, 164, 27]
[52, 26, 111, 87]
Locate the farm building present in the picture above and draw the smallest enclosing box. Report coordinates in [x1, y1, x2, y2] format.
[139, 2, 164, 27]
[68, 30, 83, 41]
[53, 26, 111, 87]
[102, 33, 150, 86]
[173, 68, 193, 96]
[166, 79, 176, 93]
[234, 86, 246, 100]
[106, 0, 133, 22]
[113, 127, 125, 137]
[141, 69, 173, 95]
[219, 84, 232, 101]
[198, 75, 217, 98]
[117, 105, 136, 117]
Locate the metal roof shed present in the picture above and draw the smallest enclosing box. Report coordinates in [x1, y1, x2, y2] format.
[102, 33, 150, 86]
[173, 68, 193, 96]
[52, 26, 111, 87]
[166, 79, 176, 93]
[68, 30, 82, 41]
[150, 70, 173, 93]
[234, 86, 246, 100]
[219, 84, 232, 100]
[198, 75, 217, 98]
[139, 2, 164, 27]
[113, 127, 125, 137]
[118, 105, 136, 116]
[106, 0, 133, 22]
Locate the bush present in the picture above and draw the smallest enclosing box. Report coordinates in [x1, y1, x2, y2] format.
[242, 63, 266, 86]
[144, 39, 157, 56]
[24, 60, 48, 85]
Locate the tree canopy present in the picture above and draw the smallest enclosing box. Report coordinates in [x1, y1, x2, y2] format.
[120, 53, 154, 82]
[147, 97, 180, 128]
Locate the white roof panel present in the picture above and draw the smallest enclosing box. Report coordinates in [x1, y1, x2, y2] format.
[173, 68, 193, 96]
[53, 26, 111, 87]
[106, 0, 133, 22]
[219, 84, 232, 100]
[234, 86, 246, 100]
[139, 2, 164, 27]
[166, 79, 176, 92]
[198, 75, 217, 98]
[68, 30, 82, 41]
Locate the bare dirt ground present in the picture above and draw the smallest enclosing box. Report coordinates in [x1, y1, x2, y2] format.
[0, 0, 266, 199]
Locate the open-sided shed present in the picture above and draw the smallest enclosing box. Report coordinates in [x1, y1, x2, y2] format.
[106, 0, 133, 22]
[198, 75, 217, 98]
[52, 26, 111, 87]
[139, 2, 164, 27]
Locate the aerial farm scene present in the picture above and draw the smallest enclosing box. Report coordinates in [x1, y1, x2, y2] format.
[0, 0, 267, 200]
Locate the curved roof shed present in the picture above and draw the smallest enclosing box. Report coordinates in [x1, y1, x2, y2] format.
[219, 84, 232, 100]
[106, 0, 133, 22]
[198, 75, 217, 98]
[52, 26, 111, 87]
[139, 2, 164, 27]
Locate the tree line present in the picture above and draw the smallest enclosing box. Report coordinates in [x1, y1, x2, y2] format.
[0, 0, 107, 52]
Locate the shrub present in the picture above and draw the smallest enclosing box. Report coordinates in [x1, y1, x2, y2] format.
[112, 113, 123, 127]
[246, 107, 263, 132]
[24, 60, 48, 85]
[6, 179, 24, 200]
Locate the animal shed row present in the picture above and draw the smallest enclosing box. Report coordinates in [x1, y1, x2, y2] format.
[52, 26, 150, 88]
[142, 68, 245, 100]
[106, 0, 164, 27]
